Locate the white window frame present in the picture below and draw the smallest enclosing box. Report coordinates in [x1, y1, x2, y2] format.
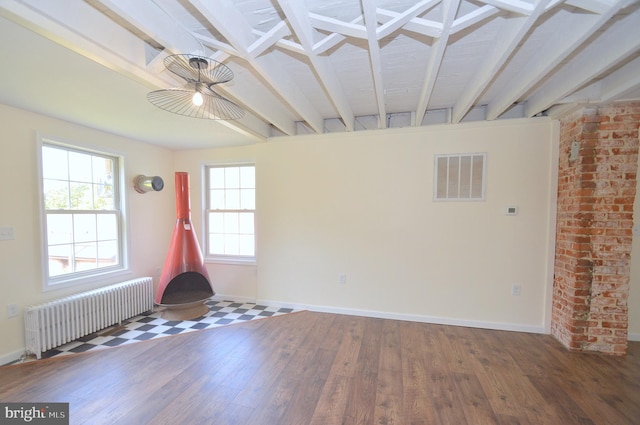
[204, 163, 256, 264]
[37, 136, 129, 291]
[434, 153, 487, 201]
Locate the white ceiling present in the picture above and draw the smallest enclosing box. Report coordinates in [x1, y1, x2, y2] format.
[1, 0, 639, 150]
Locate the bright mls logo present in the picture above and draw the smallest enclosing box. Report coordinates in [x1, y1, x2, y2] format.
[1, 403, 68, 424]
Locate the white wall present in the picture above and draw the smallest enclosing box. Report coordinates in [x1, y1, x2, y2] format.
[0, 104, 174, 363]
[175, 118, 558, 333]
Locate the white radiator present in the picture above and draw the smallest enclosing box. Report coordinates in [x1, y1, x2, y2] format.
[24, 277, 154, 358]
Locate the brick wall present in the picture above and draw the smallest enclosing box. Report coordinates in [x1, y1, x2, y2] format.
[552, 102, 640, 355]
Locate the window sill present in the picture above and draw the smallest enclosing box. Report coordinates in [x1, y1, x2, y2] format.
[205, 257, 256, 266]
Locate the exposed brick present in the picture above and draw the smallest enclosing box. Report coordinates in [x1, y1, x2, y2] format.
[552, 102, 638, 356]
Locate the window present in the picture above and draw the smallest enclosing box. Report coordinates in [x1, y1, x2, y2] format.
[434, 153, 486, 201]
[205, 164, 255, 262]
[39, 139, 126, 289]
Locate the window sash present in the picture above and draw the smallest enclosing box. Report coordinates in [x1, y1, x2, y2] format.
[40, 140, 126, 287]
[205, 164, 256, 261]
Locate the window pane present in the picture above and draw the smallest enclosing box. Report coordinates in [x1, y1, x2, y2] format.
[47, 214, 72, 245]
[74, 214, 97, 243]
[48, 244, 71, 276]
[209, 212, 224, 233]
[209, 234, 224, 255]
[240, 166, 255, 188]
[210, 189, 225, 209]
[224, 212, 239, 233]
[43, 179, 70, 210]
[92, 155, 113, 183]
[68, 151, 93, 183]
[239, 213, 254, 234]
[209, 167, 226, 189]
[94, 183, 114, 210]
[225, 167, 240, 188]
[42, 146, 68, 180]
[225, 234, 239, 255]
[97, 214, 118, 240]
[97, 240, 118, 267]
[240, 189, 255, 210]
[70, 182, 93, 209]
[239, 235, 254, 255]
[225, 189, 240, 209]
[74, 242, 97, 271]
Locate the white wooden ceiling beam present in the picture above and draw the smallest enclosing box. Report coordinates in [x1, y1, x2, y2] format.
[478, 0, 534, 15]
[3, 0, 154, 72]
[362, 0, 387, 128]
[545, 57, 640, 118]
[192, 33, 240, 58]
[93, 0, 203, 55]
[312, 16, 364, 55]
[277, 0, 356, 131]
[250, 29, 306, 55]
[415, 0, 461, 125]
[188, 0, 322, 135]
[309, 13, 367, 39]
[376, 9, 442, 38]
[598, 56, 640, 103]
[376, 0, 441, 40]
[565, 0, 613, 14]
[247, 20, 290, 57]
[451, 5, 500, 34]
[486, 0, 628, 120]
[451, 0, 550, 123]
[524, 7, 640, 117]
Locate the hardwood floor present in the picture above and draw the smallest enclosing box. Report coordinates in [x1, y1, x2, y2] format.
[1, 311, 639, 424]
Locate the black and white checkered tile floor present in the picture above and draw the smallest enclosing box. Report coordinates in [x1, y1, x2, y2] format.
[40, 299, 297, 359]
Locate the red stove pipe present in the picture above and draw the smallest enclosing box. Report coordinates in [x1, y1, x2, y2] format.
[155, 172, 214, 305]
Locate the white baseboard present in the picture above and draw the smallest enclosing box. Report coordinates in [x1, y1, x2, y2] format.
[0, 349, 26, 366]
[211, 293, 257, 304]
[628, 333, 640, 342]
[257, 299, 547, 334]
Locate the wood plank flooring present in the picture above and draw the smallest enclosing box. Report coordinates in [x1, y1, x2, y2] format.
[1, 311, 639, 424]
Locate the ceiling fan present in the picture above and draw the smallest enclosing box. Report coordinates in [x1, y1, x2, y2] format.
[147, 54, 245, 120]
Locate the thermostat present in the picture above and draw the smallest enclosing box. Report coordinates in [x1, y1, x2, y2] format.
[505, 206, 518, 216]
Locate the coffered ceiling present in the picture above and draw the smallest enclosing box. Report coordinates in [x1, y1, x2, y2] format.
[0, 0, 639, 149]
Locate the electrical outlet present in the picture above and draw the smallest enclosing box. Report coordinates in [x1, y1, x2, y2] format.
[338, 274, 347, 284]
[511, 284, 522, 296]
[7, 304, 19, 318]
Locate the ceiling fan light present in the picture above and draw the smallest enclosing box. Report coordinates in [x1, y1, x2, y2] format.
[192, 91, 203, 106]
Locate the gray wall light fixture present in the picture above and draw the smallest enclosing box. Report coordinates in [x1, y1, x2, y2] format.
[134, 175, 164, 194]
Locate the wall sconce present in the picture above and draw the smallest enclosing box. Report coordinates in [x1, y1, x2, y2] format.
[134, 175, 164, 194]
